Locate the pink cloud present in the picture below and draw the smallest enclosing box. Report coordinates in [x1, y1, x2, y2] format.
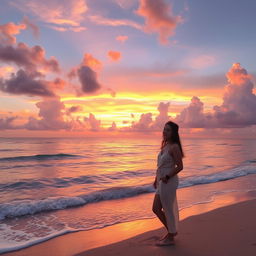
[136, 0, 182, 44]
[83, 113, 101, 131]
[108, 51, 122, 61]
[11, 0, 87, 32]
[89, 15, 142, 30]
[108, 121, 117, 131]
[213, 63, 256, 126]
[175, 63, 256, 128]
[130, 102, 170, 131]
[131, 113, 153, 131]
[175, 96, 206, 128]
[116, 35, 128, 43]
[25, 98, 70, 130]
[151, 102, 170, 129]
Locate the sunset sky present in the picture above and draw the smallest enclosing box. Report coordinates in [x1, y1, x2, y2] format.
[1, 0, 256, 137]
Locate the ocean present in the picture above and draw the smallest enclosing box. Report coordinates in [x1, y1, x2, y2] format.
[0, 136, 256, 253]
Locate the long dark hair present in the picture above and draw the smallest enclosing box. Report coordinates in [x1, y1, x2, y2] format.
[161, 121, 184, 158]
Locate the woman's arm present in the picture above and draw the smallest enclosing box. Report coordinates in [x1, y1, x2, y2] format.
[153, 175, 157, 189]
[161, 144, 183, 183]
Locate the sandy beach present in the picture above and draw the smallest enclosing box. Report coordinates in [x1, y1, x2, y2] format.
[2, 190, 256, 256]
[77, 198, 256, 256]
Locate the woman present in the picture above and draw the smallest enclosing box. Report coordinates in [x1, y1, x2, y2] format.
[152, 121, 184, 246]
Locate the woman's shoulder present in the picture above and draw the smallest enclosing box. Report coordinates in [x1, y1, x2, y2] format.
[167, 143, 180, 153]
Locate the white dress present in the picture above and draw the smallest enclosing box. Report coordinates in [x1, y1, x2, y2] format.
[155, 145, 179, 233]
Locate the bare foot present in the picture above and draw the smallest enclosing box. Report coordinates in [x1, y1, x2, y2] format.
[156, 236, 175, 246]
[159, 233, 168, 241]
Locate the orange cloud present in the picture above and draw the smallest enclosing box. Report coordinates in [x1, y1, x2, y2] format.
[0, 22, 26, 45]
[108, 51, 122, 61]
[116, 35, 128, 42]
[0, 66, 14, 77]
[136, 0, 182, 44]
[82, 53, 102, 69]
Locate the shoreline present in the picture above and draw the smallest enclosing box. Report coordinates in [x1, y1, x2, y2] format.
[2, 189, 256, 256]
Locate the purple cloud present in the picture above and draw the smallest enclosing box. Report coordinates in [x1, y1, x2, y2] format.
[0, 116, 18, 130]
[25, 98, 71, 130]
[77, 66, 101, 93]
[0, 69, 56, 97]
[0, 43, 60, 73]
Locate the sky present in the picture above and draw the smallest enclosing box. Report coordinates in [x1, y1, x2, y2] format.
[0, 0, 256, 138]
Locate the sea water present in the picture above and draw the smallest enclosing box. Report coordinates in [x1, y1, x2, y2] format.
[0, 137, 256, 253]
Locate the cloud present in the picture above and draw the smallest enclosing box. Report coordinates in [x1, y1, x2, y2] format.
[0, 66, 14, 77]
[152, 102, 170, 129]
[106, 88, 116, 97]
[0, 22, 26, 45]
[131, 112, 153, 131]
[47, 25, 86, 32]
[25, 98, 71, 130]
[22, 16, 40, 38]
[66, 105, 83, 115]
[136, 0, 182, 44]
[68, 54, 102, 94]
[131, 102, 170, 131]
[83, 113, 101, 131]
[4, 98, 100, 131]
[0, 43, 60, 73]
[0, 69, 56, 97]
[175, 63, 256, 128]
[0, 116, 18, 130]
[213, 63, 256, 126]
[89, 15, 142, 30]
[77, 66, 101, 93]
[116, 35, 128, 43]
[82, 53, 102, 69]
[108, 121, 117, 131]
[67, 68, 77, 80]
[108, 51, 121, 61]
[47, 78, 66, 90]
[0, 18, 39, 46]
[175, 96, 207, 128]
[11, 0, 87, 32]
